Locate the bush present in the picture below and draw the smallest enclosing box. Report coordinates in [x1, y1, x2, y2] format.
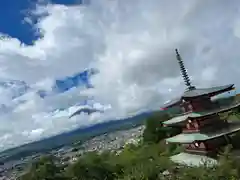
[18, 155, 67, 180]
[142, 113, 169, 143]
[65, 151, 118, 180]
[143, 112, 181, 144]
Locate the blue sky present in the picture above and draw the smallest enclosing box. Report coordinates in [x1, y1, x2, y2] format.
[0, 0, 80, 45]
[0, 0, 95, 96]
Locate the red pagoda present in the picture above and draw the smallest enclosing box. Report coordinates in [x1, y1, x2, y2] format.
[161, 49, 240, 166]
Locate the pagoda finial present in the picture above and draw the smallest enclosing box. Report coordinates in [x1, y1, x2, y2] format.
[175, 49, 195, 90]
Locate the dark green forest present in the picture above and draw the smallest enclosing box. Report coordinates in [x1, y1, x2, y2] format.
[18, 101, 240, 180]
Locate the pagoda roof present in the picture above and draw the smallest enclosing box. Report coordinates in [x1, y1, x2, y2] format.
[165, 121, 240, 144]
[182, 84, 234, 98]
[161, 84, 234, 109]
[162, 101, 240, 126]
[163, 113, 201, 126]
[161, 97, 182, 109]
[170, 152, 217, 167]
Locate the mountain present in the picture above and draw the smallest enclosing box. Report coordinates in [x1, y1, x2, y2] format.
[0, 95, 236, 163]
[0, 112, 152, 162]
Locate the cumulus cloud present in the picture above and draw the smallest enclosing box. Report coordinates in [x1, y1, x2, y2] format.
[0, 0, 240, 151]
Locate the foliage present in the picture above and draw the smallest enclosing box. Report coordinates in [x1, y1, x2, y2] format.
[142, 112, 181, 144]
[18, 155, 67, 180]
[19, 110, 240, 180]
[19, 141, 240, 180]
[142, 112, 168, 143]
[64, 151, 119, 180]
[15, 142, 235, 179]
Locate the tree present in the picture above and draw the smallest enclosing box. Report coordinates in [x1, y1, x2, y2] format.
[18, 155, 66, 180]
[65, 151, 117, 180]
[143, 113, 168, 143]
[143, 112, 180, 144]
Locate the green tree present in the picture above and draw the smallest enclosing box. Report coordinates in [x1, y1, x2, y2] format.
[143, 113, 168, 143]
[18, 155, 66, 180]
[65, 151, 118, 180]
[143, 112, 180, 144]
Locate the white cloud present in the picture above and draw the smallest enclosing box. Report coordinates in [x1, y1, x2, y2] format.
[0, 0, 240, 151]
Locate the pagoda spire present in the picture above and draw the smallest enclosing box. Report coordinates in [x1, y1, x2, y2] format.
[175, 49, 195, 91]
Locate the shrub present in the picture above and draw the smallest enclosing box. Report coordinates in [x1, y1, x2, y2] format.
[143, 112, 181, 144]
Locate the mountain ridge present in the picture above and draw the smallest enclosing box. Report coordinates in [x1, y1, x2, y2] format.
[0, 111, 152, 162]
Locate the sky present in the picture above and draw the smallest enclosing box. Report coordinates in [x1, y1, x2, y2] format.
[0, 0, 80, 45]
[0, 0, 240, 151]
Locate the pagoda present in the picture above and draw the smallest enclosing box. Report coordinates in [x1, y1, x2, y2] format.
[161, 49, 240, 167]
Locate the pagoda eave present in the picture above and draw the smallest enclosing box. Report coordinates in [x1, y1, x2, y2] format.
[161, 84, 235, 110]
[161, 97, 182, 109]
[182, 84, 235, 98]
[165, 121, 240, 144]
[162, 102, 240, 127]
[163, 114, 189, 127]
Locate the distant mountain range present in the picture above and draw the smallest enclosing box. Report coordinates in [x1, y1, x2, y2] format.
[0, 111, 152, 162]
[0, 94, 237, 163]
